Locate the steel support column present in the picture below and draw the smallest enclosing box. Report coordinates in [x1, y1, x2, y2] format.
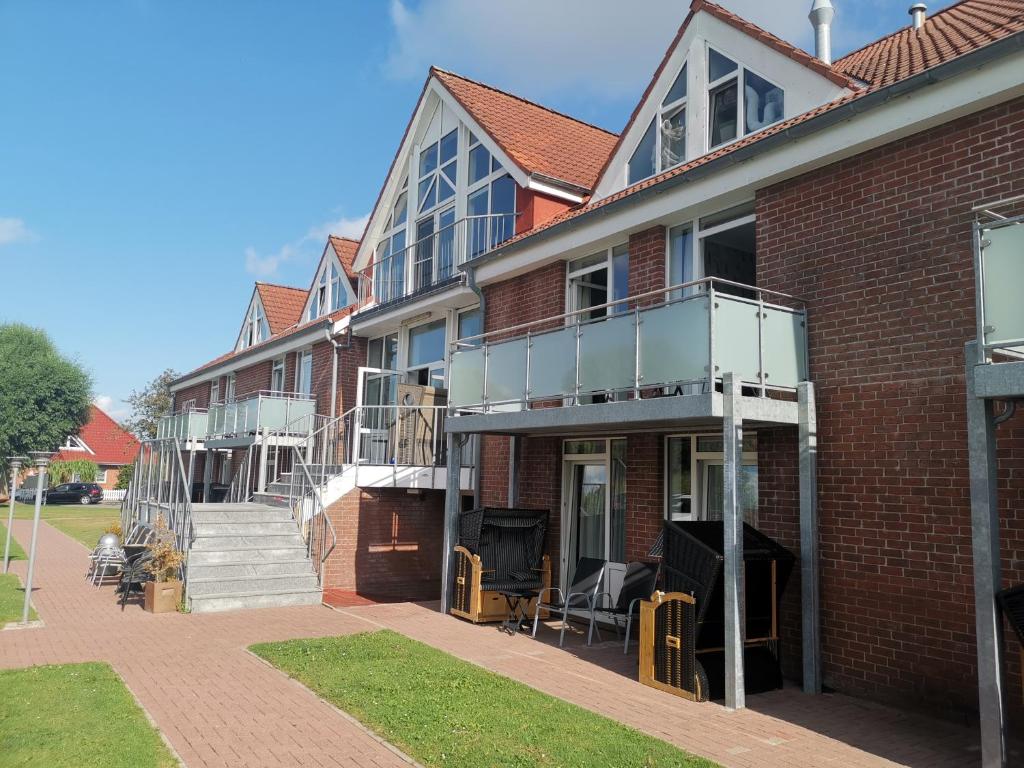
[257, 432, 269, 495]
[441, 432, 464, 615]
[202, 449, 213, 503]
[722, 372, 745, 710]
[798, 381, 822, 694]
[507, 436, 521, 507]
[965, 343, 1008, 768]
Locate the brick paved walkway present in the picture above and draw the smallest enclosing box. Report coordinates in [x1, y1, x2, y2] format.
[1, 518, 994, 768]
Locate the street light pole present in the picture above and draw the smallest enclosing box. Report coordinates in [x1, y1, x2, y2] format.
[21, 451, 53, 624]
[3, 457, 26, 574]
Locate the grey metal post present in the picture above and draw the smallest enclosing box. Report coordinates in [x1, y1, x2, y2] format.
[22, 452, 52, 624]
[722, 372, 745, 710]
[507, 436, 520, 507]
[257, 430, 269, 495]
[4, 457, 25, 574]
[965, 342, 1007, 768]
[202, 449, 213, 503]
[797, 382, 822, 694]
[441, 432, 464, 614]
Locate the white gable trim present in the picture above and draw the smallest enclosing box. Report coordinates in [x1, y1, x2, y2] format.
[593, 10, 850, 201]
[300, 244, 356, 322]
[62, 434, 94, 454]
[353, 75, 531, 273]
[235, 288, 271, 352]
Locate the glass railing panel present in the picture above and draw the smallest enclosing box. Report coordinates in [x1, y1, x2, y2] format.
[762, 308, 807, 389]
[485, 338, 528, 406]
[190, 412, 209, 439]
[528, 327, 577, 400]
[578, 314, 636, 394]
[714, 295, 761, 386]
[285, 399, 316, 432]
[259, 397, 289, 431]
[449, 347, 485, 407]
[982, 223, 1024, 351]
[639, 297, 710, 388]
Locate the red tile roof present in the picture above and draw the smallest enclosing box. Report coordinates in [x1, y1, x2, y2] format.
[494, 0, 1024, 255]
[834, 0, 1024, 87]
[255, 282, 307, 335]
[54, 405, 140, 466]
[433, 68, 619, 192]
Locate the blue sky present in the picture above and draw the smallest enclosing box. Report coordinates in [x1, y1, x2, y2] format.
[0, 0, 926, 420]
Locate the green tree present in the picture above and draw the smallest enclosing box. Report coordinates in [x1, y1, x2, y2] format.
[114, 462, 134, 490]
[124, 368, 178, 440]
[0, 324, 92, 490]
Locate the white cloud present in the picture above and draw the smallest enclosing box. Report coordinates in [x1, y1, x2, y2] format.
[244, 212, 370, 278]
[385, 0, 822, 100]
[0, 217, 34, 246]
[93, 395, 130, 422]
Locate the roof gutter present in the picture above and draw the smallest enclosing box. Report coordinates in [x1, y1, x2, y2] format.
[461, 31, 1024, 270]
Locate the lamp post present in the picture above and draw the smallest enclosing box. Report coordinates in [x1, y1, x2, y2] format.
[3, 460, 27, 573]
[21, 451, 53, 624]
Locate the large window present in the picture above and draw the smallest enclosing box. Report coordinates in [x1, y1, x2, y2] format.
[271, 357, 285, 393]
[467, 132, 516, 259]
[707, 48, 783, 149]
[406, 319, 446, 387]
[457, 306, 483, 347]
[308, 258, 352, 321]
[628, 62, 687, 185]
[665, 433, 758, 524]
[296, 349, 313, 396]
[567, 244, 629, 320]
[239, 301, 269, 350]
[210, 379, 220, 405]
[375, 177, 409, 304]
[225, 373, 236, 403]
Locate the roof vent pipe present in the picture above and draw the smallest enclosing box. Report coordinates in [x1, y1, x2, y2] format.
[909, 3, 927, 29]
[808, 0, 835, 66]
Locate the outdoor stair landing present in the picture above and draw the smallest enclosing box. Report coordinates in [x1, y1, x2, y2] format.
[188, 502, 321, 613]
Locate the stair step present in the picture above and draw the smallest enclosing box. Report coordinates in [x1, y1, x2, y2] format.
[188, 546, 308, 565]
[191, 533, 305, 550]
[188, 573, 319, 596]
[188, 560, 313, 580]
[193, 521, 299, 536]
[192, 503, 277, 513]
[188, 588, 322, 614]
[192, 508, 295, 524]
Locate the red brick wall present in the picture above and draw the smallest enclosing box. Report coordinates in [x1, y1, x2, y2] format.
[322, 487, 445, 599]
[309, 341, 334, 417]
[338, 335, 368, 416]
[234, 360, 271, 399]
[174, 381, 212, 410]
[756, 97, 1024, 720]
[625, 434, 663, 562]
[628, 225, 666, 305]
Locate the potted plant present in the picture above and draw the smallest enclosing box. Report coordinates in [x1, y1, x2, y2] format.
[143, 516, 184, 614]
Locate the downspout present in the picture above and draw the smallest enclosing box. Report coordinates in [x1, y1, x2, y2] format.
[465, 265, 485, 507]
[324, 326, 353, 421]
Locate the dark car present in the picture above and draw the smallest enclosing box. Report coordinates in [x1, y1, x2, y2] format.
[45, 483, 104, 505]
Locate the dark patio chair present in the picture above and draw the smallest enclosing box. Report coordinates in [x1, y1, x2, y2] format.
[532, 557, 606, 647]
[593, 561, 660, 654]
[997, 583, 1024, 698]
[118, 549, 154, 610]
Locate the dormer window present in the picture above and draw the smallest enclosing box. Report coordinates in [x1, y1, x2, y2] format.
[708, 48, 784, 149]
[308, 254, 352, 321]
[418, 129, 457, 215]
[240, 301, 268, 349]
[629, 63, 688, 185]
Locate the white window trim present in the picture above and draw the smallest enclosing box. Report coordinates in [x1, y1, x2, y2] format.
[565, 243, 629, 319]
[705, 44, 785, 152]
[295, 348, 314, 396]
[225, 373, 237, 403]
[270, 357, 286, 394]
[210, 379, 220, 405]
[236, 291, 270, 351]
[403, 316, 448, 388]
[663, 432, 758, 523]
[304, 249, 355, 322]
[663, 202, 757, 296]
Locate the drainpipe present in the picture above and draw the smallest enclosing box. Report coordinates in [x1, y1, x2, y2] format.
[465, 265, 485, 507]
[324, 327, 352, 421]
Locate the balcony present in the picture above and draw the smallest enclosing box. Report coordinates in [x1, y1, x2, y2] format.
[206, 391, 317, 445]
[357, 213, 517, 308]
[447, 278, 809, 432]
[973, 200, 1024, 365]
[156, 409, 209, 442]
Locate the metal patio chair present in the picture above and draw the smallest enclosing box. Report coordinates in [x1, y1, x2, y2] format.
[531, 557, 606, 647]
[593, 561, 660, 654]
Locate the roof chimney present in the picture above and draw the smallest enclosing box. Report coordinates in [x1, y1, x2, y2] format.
[808, 0, 835, 66]
[909, 3, 927, 29]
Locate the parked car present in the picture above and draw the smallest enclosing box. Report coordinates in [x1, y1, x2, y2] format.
[44, 483, 104, 505]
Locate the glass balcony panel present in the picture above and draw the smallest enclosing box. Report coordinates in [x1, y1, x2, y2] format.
[714, 296, 761, 386]
[485, 339, 528, 405]
[284, 399, 315, 432]
[190, 412, 209, 439]
[259, 397, 289, 431]
[578, 314, 636, 394]
[639, 297, 709, 387]
[449, 348, 485, 407]
[528, 326, 577, 400]
[762, 307, 807, 389]
[982, 224, 1024, 350]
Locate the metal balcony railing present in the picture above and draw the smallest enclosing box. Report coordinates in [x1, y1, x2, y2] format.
[206, 391, 317, 440]
[358, 213, 518, 306]
[156, 409, 209, 441]
[972, 195, 1024, 364]
[447, 277, 809, 412]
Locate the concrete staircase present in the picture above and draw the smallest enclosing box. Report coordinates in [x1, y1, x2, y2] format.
[187, 503, 322, 614]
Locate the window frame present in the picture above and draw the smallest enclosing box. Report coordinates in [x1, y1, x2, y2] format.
[565, 243, 630, 321]
[270, 357, 285, 393]
[295, 349, 314, 397]
[663, 432, 758, 524]
[705, 45, 784, 151]
[239, 299, 269, 350]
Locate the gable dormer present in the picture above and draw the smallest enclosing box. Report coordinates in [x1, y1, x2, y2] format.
[236, 282, 307, 351]
[354, 69, 619, 305]
[592, 0, 855, 201]
[302, 237, 359, 323]
[235, 287, 271, 351]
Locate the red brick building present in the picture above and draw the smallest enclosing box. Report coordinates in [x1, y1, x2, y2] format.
[147, 1, 1024, 760]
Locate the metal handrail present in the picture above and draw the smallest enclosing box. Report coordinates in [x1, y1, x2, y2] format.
[358, 212, 519, 306]
[452, 276, 805, 349]
[290, 445, 337, 587]
[226, 410, 326, 502]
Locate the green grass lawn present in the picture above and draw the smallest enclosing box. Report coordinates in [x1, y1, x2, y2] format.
[0, 662, 177, 767]
[0, 518, 27, 562]
[0, 572, 36, 624]
[11, 501, 120, 550]
[252, 630, 717, 768]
